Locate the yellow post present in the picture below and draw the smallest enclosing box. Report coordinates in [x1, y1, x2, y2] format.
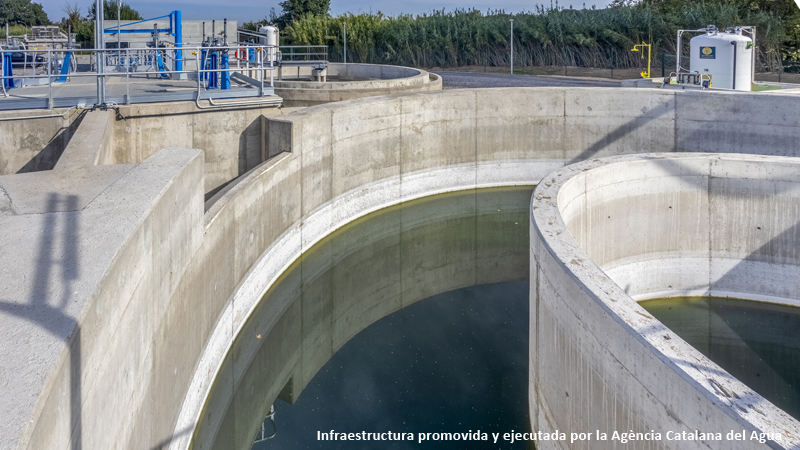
[631, 42, 652, 78]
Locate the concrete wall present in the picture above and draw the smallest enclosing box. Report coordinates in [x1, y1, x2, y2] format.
[196, 188, 531, 450]
[530, 153, 800, 450]
[170, 88, 800, 450]
[7, 87, 800, 450]
[108, 102, 286, 198]
[0, 147, 203, 450]
[274, 63, 442, 107]
[0, 108, 85, 175]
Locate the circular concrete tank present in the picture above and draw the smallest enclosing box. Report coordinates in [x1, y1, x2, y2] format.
[530, 153, 800, 449]
[273, 63, 441, 106]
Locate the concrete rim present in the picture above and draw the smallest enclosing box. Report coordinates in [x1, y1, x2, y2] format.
[530, 152, 800, 448]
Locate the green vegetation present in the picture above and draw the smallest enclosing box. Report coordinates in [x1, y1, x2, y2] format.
[87, 0, 143, 21]
[0, 23, 29, 37]
[56, 1, 142, 48]
[276, 0, 330, 28]
[0, 0, 50, 26]
[276, 0, 795, 71]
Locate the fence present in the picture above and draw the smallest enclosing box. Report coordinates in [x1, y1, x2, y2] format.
[0, 42, 325, 112]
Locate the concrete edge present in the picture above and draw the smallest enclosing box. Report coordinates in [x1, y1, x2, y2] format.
[55, 110, 114, 170]
[530, 152, 800, 448]
[16, 147, 204, 450]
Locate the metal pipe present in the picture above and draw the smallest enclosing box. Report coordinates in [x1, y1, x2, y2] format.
[1, 49, 7, 98]
[731, 40, 737, 90]
[125, 48, 130, 104]
[0, 106, 77, 121]
[510, 19, 514, 75]
[196, 96, 281, 109]
[95, 0, 106, 104]
[48, 49, 52, 109]
[343, 22, 346, 63]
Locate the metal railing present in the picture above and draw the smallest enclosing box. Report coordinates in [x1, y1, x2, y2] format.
[0, 43, 294, 111]
[277, 45, 328, 66]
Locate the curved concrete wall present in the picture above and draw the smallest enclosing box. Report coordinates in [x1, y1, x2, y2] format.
[530, 153, 800, 450]
[8, 87, 800, 450]
[195, 188, 531, 450]
[274, 63, 441, 106]
[171, 88, 800, 450]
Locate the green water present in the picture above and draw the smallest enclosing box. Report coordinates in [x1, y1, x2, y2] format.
[197, 186, 535, 450]
[642, 296, 800, 419]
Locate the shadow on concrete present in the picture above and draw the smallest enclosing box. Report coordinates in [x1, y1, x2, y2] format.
[0, 193, 82, 449]
[17, 111, 86, 174]
[238, 116, 263, 177]
[568, 102, 674, 165]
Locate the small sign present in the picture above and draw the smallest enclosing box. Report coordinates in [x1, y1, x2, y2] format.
[700, 46, 716, 59]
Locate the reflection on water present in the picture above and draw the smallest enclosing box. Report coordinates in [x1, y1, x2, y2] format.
[255, 281, 530, 450]
[195, 187, 534, 450]
[642, 296, 800, 420]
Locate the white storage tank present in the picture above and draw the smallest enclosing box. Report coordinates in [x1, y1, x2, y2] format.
[690, 27, 753, 91]
[258, 25, 279, 63]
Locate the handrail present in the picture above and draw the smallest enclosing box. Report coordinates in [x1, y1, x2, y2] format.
[0, 43, 293, 110]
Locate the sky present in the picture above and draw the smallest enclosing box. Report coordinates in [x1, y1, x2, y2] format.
[36, 0, 614, 25]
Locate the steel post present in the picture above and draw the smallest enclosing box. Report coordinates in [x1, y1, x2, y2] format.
[510, 19, 514, 75]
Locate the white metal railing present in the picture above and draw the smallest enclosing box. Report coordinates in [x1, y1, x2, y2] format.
[0, 43, 288, 110]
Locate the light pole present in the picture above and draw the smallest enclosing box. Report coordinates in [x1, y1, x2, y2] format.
[510, 19, 514, 75]
[343, 22, 347, 63]
[117, 0, 121, 49]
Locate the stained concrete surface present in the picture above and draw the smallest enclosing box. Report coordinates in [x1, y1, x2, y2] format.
[4, 87, 800, 450]
[530, 153, 800, 449]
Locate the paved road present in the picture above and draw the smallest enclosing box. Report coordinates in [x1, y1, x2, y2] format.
[434, 70, 621, 89]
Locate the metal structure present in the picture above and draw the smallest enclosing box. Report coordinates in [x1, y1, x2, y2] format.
[510, 19, 514, 75]
[669, 24, 757, 90]
[103, 10, 184, 72]
[0, 20, 332, 111]
[0, 43, 281, 111]
[237, 28, 328, 81]
[631, 41, 651, 78]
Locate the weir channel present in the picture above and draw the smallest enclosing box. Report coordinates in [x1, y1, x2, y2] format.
[195, 187, 533, 450]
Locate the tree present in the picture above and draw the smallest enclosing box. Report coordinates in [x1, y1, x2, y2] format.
[59, 1, 92, 45]
[0, 0, 50, 25]
[276, 0, 330, 28]
[87, 0, 143, 21]
[242, 7, 279, 31]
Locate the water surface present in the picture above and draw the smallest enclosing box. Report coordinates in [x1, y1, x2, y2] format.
[642, 296, 800, 420]
[196, 187, 534, 450]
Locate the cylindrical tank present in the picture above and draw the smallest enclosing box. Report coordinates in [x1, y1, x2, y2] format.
[258, 25, 279, 63]
[690, 28, 752, 91]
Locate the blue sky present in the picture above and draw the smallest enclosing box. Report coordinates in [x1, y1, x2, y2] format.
[38, 0, 614, 24]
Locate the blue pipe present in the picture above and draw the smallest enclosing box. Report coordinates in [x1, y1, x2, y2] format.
[3, 54, 15, 89]
[221, 53, 230, 89]
[208, 51, 218, 88]
[173, 10, 182, 72]
[57, 52, 72, 82]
